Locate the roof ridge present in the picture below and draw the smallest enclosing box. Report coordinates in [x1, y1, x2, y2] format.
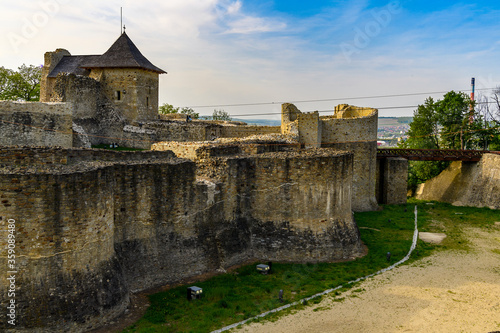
[79, 32, 166, 74]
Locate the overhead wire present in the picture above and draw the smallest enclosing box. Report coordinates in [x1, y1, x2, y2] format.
[186, 87, 498, 109]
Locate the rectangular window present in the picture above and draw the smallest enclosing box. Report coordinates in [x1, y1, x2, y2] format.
[146, 97, 149, 108]
[115, 90, 121, 101]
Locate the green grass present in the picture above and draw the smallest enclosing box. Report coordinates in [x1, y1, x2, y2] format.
[91, 144, 145, 151]
[123, 200, 499, 333]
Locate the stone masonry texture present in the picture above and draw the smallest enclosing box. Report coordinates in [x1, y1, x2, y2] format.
[0, 146, 363, 332]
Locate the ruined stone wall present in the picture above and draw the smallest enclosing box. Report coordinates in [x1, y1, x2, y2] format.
[40, 49, 71, 102]
[0, 147, 174, 167]
[0, 165, 129, 332]
[320, 109, 378, 211]
[220, 125, 281, 138]
[249, 151, 362, 262]
[0, 147, 362, 331]
[415, 153, 500, 209]
[152, 141, 241, 160]
[145, 121, 222, 142]
[298, 112, 322, 148]
[0, 101, 73, 148]
[280, 103, 378, 211]
[281, 103, 300, 134]
[51, 74, 101, 120]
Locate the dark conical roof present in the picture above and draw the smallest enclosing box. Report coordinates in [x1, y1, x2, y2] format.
[80, 32, 166, 74]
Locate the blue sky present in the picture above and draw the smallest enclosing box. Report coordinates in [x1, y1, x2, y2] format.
[1, 0, 499, 118]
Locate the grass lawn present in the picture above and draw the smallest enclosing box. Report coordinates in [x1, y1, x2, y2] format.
[122, 199, 499, 333]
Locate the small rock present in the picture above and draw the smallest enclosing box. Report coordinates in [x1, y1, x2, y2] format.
[419, 232, 447, 244]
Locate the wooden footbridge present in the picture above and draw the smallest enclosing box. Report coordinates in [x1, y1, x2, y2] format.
[377, 148, 499, 162]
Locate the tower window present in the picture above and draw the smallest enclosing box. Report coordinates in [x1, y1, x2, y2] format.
[146, 97, 149, 108]
[115, 90, 121, 100]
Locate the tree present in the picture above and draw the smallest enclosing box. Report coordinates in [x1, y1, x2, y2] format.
[400, 97, 448, 192]
[475, 90, 500, 150]
[401, 97, 440, 150]
[0, 64, 42, 101]
[158, 103, 199, 119]
[436, 91, 473, 150]
[0, 67, 13, 98]
[401, 91, 478, 192]
[211, 109, 231, 121]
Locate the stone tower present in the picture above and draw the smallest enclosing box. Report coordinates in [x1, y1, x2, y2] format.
[40, 32, 166, 123]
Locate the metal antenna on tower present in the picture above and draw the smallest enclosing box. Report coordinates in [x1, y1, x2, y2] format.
[120, 7, 123, 34]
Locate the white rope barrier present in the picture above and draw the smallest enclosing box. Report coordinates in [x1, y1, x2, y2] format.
[211, 206, 419, 333]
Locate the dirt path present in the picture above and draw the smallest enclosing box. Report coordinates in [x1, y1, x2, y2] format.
[240, 228, 500, 333]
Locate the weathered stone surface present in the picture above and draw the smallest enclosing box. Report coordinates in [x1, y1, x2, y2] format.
[376, 157, 408, 205]
[0, 147, 363, 332]
[0, 101, 73, 148]
[415, 154, 500, 209]
[281, 103, 379, 212]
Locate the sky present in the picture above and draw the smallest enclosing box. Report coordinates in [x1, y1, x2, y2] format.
[1, 0, 500, 119]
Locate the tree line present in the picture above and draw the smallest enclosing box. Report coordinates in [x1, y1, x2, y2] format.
[0, 64, 42, 101]
[158, 103, 232, 121]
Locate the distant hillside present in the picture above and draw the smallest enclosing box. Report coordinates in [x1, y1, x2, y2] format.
[229, 117, 411, 127]
[232, 118, 281, 126]
[379, 117, 413, 126]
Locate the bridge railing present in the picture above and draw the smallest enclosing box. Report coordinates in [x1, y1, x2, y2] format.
[377, 148, 499, 161]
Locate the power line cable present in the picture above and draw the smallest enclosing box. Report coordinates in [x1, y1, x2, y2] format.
[205, 101, 498, 118]
[187, 87, 497, 109]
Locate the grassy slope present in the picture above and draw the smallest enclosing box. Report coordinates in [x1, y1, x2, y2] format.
[123, 200, 498, 333]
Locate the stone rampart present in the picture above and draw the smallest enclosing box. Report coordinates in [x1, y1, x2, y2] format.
[220, 125, 280, 138]
[0, 146, 362, 332]
[0, 101, 73, 148]
[281, 103, 378, 211]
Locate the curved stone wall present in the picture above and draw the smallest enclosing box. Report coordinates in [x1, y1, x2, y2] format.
[0, 166, 129, 332]
[0, 147, 363, 331]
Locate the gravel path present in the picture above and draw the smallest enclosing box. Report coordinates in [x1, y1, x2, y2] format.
[240, 227, 500, 333]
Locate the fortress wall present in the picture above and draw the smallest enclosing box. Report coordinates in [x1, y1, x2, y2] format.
[297, 112, 322, 148]
[249, 150, 363, 262]
[220, 125, 281, 138]
[52, 74, 101, 120]
[0, 147, 175, 166]
[415, 153, 500, 209]
[112, 158, 255, 291]
[323, 142, 377, 211]
[320, 110, 378, 143]
[152, 142, 241, 160]
[0, 166, 129, 332]
[321, 110, 379, 212]
[0, 147, 363, 331]
[112, 160, 213, 291]
[376, 157, 408, 205]
[0, 101, 73, 148]
[147, 122, 221, 142]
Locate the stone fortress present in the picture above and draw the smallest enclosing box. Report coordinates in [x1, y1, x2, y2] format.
[0, 32, 407, 332]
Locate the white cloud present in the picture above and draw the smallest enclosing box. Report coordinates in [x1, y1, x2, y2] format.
[1, 0, 500, 117]
[224, 16, 286, 34]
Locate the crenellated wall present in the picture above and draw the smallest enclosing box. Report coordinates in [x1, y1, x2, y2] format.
[0, 146, 362, 332]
